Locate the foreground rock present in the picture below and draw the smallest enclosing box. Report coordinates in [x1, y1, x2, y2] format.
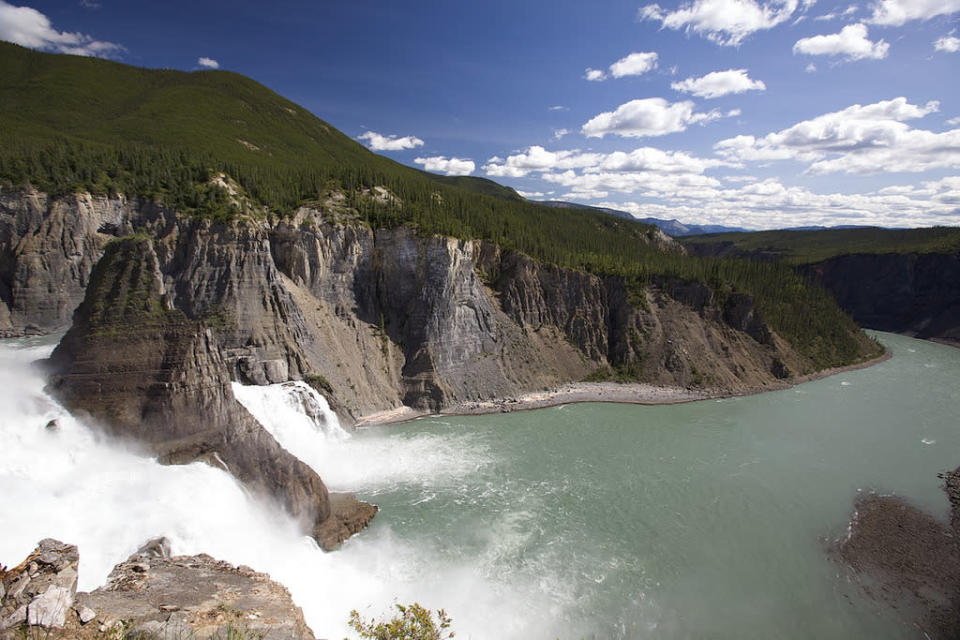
[45, 236, 375, 550]
[1, 539, 317, 640]
[836, 467, 960, 639]
[0, 539, 79, 632]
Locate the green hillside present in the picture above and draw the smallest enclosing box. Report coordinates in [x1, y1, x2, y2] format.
[0, 42, 878, 370]
[684, 227, 960, 265]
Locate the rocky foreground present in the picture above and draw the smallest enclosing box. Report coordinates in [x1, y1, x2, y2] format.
[836, 466, 960, 639]
[0, 538, 316, 640]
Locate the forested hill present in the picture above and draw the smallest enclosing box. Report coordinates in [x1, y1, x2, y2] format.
[0, 42, 877, 369]
[683, 227, 960, 264]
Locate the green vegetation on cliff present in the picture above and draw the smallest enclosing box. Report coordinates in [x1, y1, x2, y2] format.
[0, 42, 877, 369]
[684, 227, 960, 265]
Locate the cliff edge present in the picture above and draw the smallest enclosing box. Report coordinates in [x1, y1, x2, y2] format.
[44, 235, 376, 550]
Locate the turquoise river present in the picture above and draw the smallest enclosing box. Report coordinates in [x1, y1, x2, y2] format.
[1, 332, 958, 639]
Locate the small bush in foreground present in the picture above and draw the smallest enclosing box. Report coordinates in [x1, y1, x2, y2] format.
[347, 603, 454, 640]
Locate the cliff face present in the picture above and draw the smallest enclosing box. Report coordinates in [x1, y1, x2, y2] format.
[801, 253, 960, 346]
[9, 189, 824, 425]
[45, 236, 376, 550]
[0, 189, 142, 336]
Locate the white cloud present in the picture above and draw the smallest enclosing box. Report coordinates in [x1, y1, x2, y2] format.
[867, 0, 960, 26]
[357, 131, 425, 152]
[197, 57, 219, 69]
[0, 0, 124, 57]
[935, 35, 960, 52]
[609, 51, 659, 78]
[414, 156, 476, 176]
[553, 128, 570, 140]
[815, 5, 857, 20]
[548, 105, 568, 111]
[638, 0, 804, 46]
[516, 190, 551, 199]
[594, 174, 960, 229]
[714, 97, 960, 175]
[793, 23, 888, 60]
[805, 62, 818, 72]
[581, 98, 737, 138]
[948, 116, 960, 126]
[484, 146, 606, 178]
[584, 68, 607, 81]
[671, 68, 766, 98]
[484, 144, 734, 204]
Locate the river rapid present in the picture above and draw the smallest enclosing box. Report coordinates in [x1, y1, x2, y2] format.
[1, 332, 957, 639]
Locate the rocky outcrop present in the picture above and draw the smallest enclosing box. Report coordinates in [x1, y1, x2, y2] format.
[1, 539, 317, 640]
[802, 253, 960, 347]
[0, 188, 145, 337]
[44, 236, 376, 550]
[0, 539, 79, 633]
[4, 189, 856, 424]
[836, 467, 960, 639]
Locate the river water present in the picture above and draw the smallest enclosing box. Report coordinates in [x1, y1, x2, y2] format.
[1, 332, 957, 639]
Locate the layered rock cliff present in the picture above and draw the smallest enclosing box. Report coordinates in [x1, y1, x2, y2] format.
[801, 253, 960, 347]
[6, 187, 838, 426]
[685, 237, 960, 348]
[44, 235, 376, 550]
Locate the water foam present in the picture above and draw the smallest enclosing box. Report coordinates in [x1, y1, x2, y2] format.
[1, 339, 555, 640]
[232, 381, 492, 493]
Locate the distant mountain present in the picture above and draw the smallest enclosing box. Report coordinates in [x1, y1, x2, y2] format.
[536, 201, 745, 236]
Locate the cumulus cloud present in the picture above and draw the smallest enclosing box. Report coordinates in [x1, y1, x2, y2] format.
[581, 98, 737, 138]
[671, 68, 766, 98]
[585, 51, 659, 82]
[0, 0, 124, 57]
[867, 0, 960, 26]
[793, 23, 889, 60]
[805, 62, 818, 72]
[357, 131, 425, 152]
[414, 156, 475, 176]
[553, 128, 570, 140]
[484, 146, 606, 178]
[594, 174, 960, 229]
[714, 97, 960, 174]
[197, 57, 219, 69]
[484, 144, 733, 205]
[584, 68, 607, 81]
[638, 0, 805, 46]
[609, 51, 659, 77]
[935, 35, 960, 52]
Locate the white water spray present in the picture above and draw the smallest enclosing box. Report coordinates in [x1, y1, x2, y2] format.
[0, 338, 559, 640]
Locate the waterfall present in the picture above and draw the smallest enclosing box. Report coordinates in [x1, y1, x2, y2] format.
[0, 337, 525, 640]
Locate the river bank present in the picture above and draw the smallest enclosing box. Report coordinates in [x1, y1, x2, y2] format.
[353, 346, 892, 427]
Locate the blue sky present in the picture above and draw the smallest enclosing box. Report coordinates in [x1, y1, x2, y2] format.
[2, 0, 959, 229]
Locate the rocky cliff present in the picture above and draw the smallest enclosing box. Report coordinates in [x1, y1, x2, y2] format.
[801, 253, 960, 347]
[3, 187, 839, 425]
[0, 538, 318, 640]
[44, 235, 376, 550]
[685, 237, 960, 348]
